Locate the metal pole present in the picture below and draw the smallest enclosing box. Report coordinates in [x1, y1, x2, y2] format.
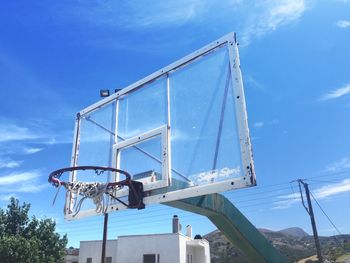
[100, 90, 112, 263]
[101, 213, 108, 263]
[299, 180, 323, 262]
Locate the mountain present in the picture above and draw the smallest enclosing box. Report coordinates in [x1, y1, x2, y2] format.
[277, 227, 309, 238]
[204, 228, 350, 263]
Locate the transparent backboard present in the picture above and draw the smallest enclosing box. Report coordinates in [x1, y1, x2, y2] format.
[65, 32, 256, 220]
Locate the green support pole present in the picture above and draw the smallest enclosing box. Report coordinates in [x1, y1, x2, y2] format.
[166, 193, 289, 263]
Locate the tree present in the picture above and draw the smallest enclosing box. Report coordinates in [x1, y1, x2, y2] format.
[0, 197, 67, 263]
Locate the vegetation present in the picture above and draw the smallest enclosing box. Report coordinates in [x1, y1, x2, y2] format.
[205, 228, 350, 263]
[323, 240, 350, 262]
[0, 197, 67, 263]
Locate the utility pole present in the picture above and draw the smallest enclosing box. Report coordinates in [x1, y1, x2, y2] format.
[297, 179, 323, 263]
[101, 213, 108, 263]
[99, 89, 115, 263]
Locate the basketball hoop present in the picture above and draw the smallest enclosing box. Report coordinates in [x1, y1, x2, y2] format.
[48, 166, 145, 216]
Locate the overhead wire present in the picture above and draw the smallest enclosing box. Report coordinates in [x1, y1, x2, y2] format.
[309, 191, 342, 236]
[56, 174, 349, 231]
[55, 171, 350, 239]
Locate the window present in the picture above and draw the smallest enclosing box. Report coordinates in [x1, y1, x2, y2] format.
[106, 257, 112, 263]
[86, 258, 92, 263]
[143, 254, 156, 263]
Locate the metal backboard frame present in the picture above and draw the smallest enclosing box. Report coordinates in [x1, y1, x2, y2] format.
[64, 32, 256, 220]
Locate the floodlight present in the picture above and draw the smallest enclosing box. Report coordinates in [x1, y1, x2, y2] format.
[100, 89, 110, 97]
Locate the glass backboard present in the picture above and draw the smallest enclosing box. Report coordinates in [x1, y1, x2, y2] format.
[64, 32, 256, 220]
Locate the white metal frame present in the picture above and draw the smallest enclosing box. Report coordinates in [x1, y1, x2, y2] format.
[113, 125, 170, 195]
[65, 32, 256, 220]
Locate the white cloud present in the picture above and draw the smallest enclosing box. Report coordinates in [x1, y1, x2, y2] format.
[63, 0, 206, 29]
[0, 160, 22, 169]
[0, 119, 72, 150]
[273, 192, 300, 209]
[23, 147, 43, 154]
[0, 194, 17, 201]
[240, 0, 307, 45]
[314, 179, 350, 199]
[57, 0, 308, 47]
[13, 184, 48, 193]
[337, 20, 350, 28]
[274, 179, 350, 209]
[0, 123, 41, 142]
[118, 1, 202, 28]
[326, 157, 350, 172]
[319, 84, 350, 101]
[0, 171, 47, 194]
[0, 171, 41, 186]
[254, 122, 264, 128]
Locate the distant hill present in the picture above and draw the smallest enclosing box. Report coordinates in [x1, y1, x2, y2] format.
[277, 227, 309, 238]
[258, 227, 309, 238]
[204, 228, 350, 263]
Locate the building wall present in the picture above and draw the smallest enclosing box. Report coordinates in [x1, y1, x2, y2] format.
[78, 240, 118, 263]
[116, 233, 181, 263]
[186, 239, 210, 263]
[179, 235, 190, 263]
[65, 254, 79, 263]
[78, 233, 211, 263]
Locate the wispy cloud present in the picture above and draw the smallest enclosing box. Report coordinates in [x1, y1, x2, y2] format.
[314, 179, 350, 199]
[23, 147, 43, 154]
[0, 159, 22, 169]
[62, 0, 206, 29]
[254, 122, 264, 128]
[337, 20, 350, 28]
[117, 1, 203, 28]
[273, 192, 300, 209]
[319, 84, 350, 101]
[273, 178, 350, 209]
[57, 0, 308, 47]
[0, 171, 47, 195]
[240, 0, 307, 45]
[245, 75, 265, 91]
[0, 194, 18, 201]
[0, 118, 72, 152]
[325, 156, 350, 172]
[12, 184, 48, 193]
[0, 123, 41, 142]
[0, 171, 41, 186]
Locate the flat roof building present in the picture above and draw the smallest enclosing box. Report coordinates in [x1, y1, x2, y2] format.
[78, 216, 210, 263]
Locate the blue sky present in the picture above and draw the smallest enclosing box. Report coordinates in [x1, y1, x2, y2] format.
[0, 0, 350, 247]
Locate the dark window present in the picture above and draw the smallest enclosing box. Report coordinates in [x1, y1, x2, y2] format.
[143, 254, 156, 263]
[106, 257, 112, 263]
[86, 258, 92, 263]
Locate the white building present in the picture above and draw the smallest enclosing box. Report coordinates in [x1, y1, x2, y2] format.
[65, 247, 79, 263]
[78, 216, 210, 263]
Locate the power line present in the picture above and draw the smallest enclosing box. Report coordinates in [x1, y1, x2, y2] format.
[55, 172, 350, 239]
[56, 175, 349, 232]
[309, 191, 342, 235]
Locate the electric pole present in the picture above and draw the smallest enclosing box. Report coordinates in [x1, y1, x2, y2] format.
[101, 213, 108, 263]
[297, 179, 323, 263]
